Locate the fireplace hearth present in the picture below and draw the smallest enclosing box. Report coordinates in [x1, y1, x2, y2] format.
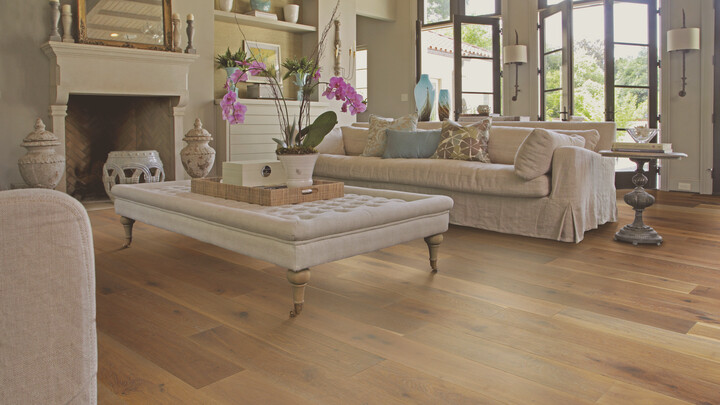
[65, 95, 176, 200]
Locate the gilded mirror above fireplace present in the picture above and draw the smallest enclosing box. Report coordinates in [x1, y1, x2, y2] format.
[77, 0, 172, 51]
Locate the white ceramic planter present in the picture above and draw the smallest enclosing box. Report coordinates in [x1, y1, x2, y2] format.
[218, 0, 234, 12]
[277, 153, 318, 188]
[18, 118, 65, 189]
[103, 150, 165, 201]
[283, 4, 300, 23]
[180, 118, 216, 178]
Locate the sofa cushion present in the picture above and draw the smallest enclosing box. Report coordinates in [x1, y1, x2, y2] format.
[316, 127, 345, 155]
[361, 113, 418, 157]
[488, 126, 534, 164]
[341, 126, 369, 156]
[383, 129, 442, 159]
[552, 129, 600, 151]
[514, 128, 586, 180]
[418, 122, 443, 130]
[432, 119, 491, 162]
[315, 155, 550, 197]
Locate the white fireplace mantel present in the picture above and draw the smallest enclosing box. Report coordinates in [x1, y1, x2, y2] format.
[41, 42, 199, 192]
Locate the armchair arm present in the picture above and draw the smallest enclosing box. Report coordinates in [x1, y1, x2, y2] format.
[550, 146, 616, 201]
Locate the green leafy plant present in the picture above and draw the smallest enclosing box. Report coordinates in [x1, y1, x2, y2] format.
[215, 47, 253, 69]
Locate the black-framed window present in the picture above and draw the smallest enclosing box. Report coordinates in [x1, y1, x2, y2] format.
[538, 0, 659, 188]
[420, 0, 501, 26]
[417, 0, 502, 118]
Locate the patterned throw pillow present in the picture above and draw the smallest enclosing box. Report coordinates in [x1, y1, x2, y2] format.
[432, 119, 491, 162]
[361, 113, 418, 157]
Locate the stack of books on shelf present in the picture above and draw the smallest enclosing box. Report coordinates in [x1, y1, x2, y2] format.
[611, 142, 673, 154]
[244, 10, 278, 20]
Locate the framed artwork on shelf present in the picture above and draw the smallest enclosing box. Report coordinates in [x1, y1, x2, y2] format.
[243, 40, 282, 84]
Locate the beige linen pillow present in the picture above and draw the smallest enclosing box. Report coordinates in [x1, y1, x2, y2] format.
[488, 127, 535, 164]
[315, 127, 345, 155]
[417, 122, 443, 130]
[431, 118, 491, 162]
[514, 128, 586, 180]
[341, 126, 370, 156]
[552, 129, 601, 151]
[361, 113, 418, 157]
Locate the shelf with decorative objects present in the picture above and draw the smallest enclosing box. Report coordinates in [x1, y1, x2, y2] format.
[213, 10, 316, 33]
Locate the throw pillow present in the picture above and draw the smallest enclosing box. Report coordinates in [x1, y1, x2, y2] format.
[431, 118, 491, 162]
[315, 127, 345, 155]
[514, 128, 586, 180]
[551, 129, 601, 151]
[382, 129, 442, 159]
[341, 126, 370, 156]
[361, 113, 418, 157]
[488, 126, 534, 164]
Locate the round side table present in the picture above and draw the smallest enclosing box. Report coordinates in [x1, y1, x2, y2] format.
[599, 150, 687, 246]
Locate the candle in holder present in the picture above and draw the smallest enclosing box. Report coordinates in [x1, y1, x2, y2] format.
[172, 13, 182, 52]
[61, 4, 73, 42]
[48, 0, 61, 42]
[185, 14, 196, 54]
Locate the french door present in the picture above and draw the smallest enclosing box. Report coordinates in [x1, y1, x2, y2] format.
[453, 15, 501, 120]
[605, 0, 658, 189]
[539, 1, 572, 121]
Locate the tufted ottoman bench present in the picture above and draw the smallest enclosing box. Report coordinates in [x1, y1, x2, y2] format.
[111, 180, 453, 316]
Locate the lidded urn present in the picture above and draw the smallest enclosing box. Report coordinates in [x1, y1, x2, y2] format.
[180, 118, 216, 178]
[18, 118, 65, 189]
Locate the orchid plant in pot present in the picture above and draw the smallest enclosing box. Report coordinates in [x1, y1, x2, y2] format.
[219, 3, 366, 188]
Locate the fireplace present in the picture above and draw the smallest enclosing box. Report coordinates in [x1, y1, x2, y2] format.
[65, 95, 177, 200]
[42, 41, 198, 194]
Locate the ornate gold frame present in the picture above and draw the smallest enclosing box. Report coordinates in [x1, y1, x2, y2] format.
[76, 0, 173, 51]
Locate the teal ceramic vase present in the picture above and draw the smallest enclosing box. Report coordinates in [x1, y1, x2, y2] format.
[438, 89, 450, 121]
[414, 74, 436, 122]
[225, 67, 240, 95]
[250, 0, 271, 12]
[293, 72, 308, 101]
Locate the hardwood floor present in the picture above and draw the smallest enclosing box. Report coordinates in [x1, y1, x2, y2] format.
[91, 190, 720, 404]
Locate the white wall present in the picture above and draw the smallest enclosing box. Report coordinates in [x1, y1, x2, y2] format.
[356, 0, 418, 121]
[660, 0, 715, 194]
[0, 2, 55, 190]
[502, 0, 538, 119]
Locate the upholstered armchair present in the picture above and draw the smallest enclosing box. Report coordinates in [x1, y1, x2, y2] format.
[0, 189, 97, 404]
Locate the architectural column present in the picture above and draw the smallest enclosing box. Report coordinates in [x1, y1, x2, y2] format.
[173, 106, 187, 180]
[49, 104, 68, 192]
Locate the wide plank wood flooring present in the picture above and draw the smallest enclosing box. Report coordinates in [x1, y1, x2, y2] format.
[91, 190, 720, 404]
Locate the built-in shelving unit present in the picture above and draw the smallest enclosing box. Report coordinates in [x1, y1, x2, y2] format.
[213, 10, 316, 33]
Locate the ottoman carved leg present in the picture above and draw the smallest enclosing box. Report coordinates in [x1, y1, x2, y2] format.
[120, 216, 135, 248]
[424, 234, 443, 273]
[287, 268, 311, 318]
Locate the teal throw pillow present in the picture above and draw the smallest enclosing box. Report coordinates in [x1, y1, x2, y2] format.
[382, 129, 442, 159]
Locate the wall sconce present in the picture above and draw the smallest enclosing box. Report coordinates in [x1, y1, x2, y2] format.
[503, 30, 527, 102]
[667, 9, 700, 97]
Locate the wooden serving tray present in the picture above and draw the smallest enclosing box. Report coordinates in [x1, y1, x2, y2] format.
[191, 178, 344, 206]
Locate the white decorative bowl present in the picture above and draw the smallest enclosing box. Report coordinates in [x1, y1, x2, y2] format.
[626, 127, 658, 143]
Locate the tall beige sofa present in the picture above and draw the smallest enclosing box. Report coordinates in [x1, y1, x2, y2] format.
[0, 189, 97, 404]
[314, 121, 617, 243]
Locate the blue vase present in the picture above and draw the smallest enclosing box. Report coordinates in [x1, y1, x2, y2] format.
[250, 0, 271, 12]
[414, 74, 436, 122]
[438, 89, 450, 121]
[225, 67, 240, 96]
[293, 72, 308, 101]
